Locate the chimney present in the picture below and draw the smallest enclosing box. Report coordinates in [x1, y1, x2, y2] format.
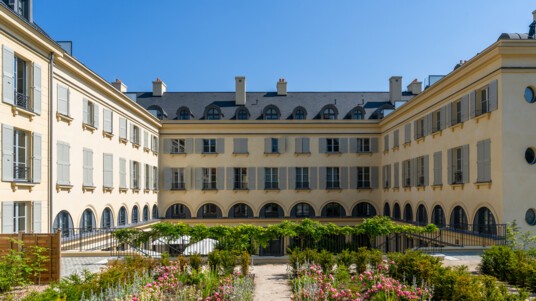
[407, 79, 422, 95]
[276, 78, 287, 96]
[111, 79, 127, 93]
[152, 78, 166, 97]
[389, 76, 402, 103]
[235, 76, 246, 105]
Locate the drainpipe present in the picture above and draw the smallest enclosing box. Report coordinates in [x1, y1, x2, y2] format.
[48, 52, 54, 232]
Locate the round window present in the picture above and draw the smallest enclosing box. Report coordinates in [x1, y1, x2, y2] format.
[525, 87, 535, 103]
[526, 209, 536, 225]
[525, 148, 536, 165]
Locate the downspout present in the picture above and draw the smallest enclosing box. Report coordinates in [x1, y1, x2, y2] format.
[48, 52, 54, 232]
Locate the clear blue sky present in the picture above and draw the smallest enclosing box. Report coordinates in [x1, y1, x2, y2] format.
[34, 1, 535, 92]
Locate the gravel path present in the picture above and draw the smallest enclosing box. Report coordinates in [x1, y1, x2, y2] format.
[253, 264, 291, 301]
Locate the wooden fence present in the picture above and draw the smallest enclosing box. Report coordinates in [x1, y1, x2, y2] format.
[0, 231, 61, 284]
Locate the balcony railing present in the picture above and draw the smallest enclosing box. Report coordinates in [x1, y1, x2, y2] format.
[171, 182, 185, 190]
[417, 176, 425, 187]
[15, 92, 32, 111]
[296, 182, 310, 189]
[327, 181, 340, 189]
[202, 182, 217, 190]
[14, 165, 30, 182]
[453, 171, 463, 184]
[233, 182, 248, 190]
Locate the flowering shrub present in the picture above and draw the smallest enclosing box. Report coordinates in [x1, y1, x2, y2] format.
[291, 261, 432, 301]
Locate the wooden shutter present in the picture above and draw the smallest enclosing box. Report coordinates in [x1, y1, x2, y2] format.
[264, 138, 271, 153]
[226, 167, 233, 190]
[2, 202, 14, 233]
[371, 166, 379, 189]
[184, 167, 192, 190]
[257, 168, 264, 190]
[280, 137, 287, 153]
[103, 154, 113, 187]
[163, 139, 172, 153]
[477, 141, 484, 182]
[340, 166, 348, 189]
[349, 166, 357, 189]
[88, 149, 94, 186]
[446, 103, 452, 127]
[488, 79, 498, 111]
[394, 162, 399, 188]
[308, 167, 317, 189]
[384, 135, 389, 151]
[302, 138, 310, 153]
[469, 91, 476, 118]
[93, 103, 99, 128]
[319, 138, 327, 153]
[195, 139, 203, 153]
[404, 123, 411, 143]
[33, 201, 42, 233]
[410, 158, 417, 186]
[103, 109, 112, 133]
[2, 45, 14, 105]
[32, 63, 41, 115]
[119, 158, 126, 188]
[387, 165, 391, 188]
[370, 138, 378, 153]
[433, 151, 442, 185]
[484, 139, 491, 182]
[216, 138, 224, 154]
[83, 98, 89, 124]
[462, 144, 470, 183]
[447, 149, 453, 184]
[319, 167, 326, 189]
[349, 138, 357, 153]
[144, 131, 148, 148]
[340, 138, 348, 153]
[394, 129, 399, 147]
[460, 94, 469, 122]
[424, 155, 429, 186]
[216, 167, 224, 190]
[57, 85, 69, 116]
[129, 124, 134, 142]
[64, 143, 70, 184]
[426, 114, 432, 136]
[185, 138, 194, 154]
[248, 167, 256, 190]
[295, 138, 302, 153]
[32, 133, 41, 183]
[163, 168, 172, 190]
[288, 167, 296, 190]
[233, 138, 241, 153]
[129, 160, 134, 188]
[279, 167, 287, 190]
[440, 106, 446, 130]
[119, 118, 127, 139]
[413, 120, 418, 140]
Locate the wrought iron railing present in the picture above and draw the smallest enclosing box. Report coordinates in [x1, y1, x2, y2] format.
[13, 165, 30, 182]
[15, 92, 32, 111]
[171, 182, 185, 190]
[453, 171, 463, 184]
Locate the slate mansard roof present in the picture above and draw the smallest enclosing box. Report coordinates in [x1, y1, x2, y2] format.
[132, 91, 415, 121]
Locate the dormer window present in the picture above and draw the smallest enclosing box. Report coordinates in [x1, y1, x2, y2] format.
[177, 108, 191, 120]
[236, 108, 249, 120]
[292, 107, 307, 120]
[205, 107, 221, 120]
[320, 105, 338, 120]
[263, 106, 280, 120]
[351, 107, 365, 120]
[147, 105, 166, 120]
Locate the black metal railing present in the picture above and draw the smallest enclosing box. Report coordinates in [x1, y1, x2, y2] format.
[234, 182, 248, 190]
[202, 182, 217, 190]
[15, 92, 32, 111]
[296, 182, 310, 189]
[171, 182, 185, 190]
[13, 165, 30, 182]
[453, 171, 463, 184]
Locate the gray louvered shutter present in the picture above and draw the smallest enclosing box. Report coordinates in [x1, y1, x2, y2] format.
[295, 138, 302, 153]
[2, 202, 14, 233]
[394, 162, 399, 188]
[226, 167, 233, 190]
[33, 201, 42, 233]
[119, 158, 126, 188]
[164, 139, 172, 153]
[94, 103, 99, 128]
[461, 94, 469, 122]
[264, 138, 270, 153]
[310, 167, 318, 189]
[300, 138, 309, 153]
[2, 45, 14, 105]
[144, 131, 148, 148]
[216, 138, 224, 154]
[248, 167, 256, 189]
[413, 120, 418, 140]
[288, 167, 296, 190]
[387, 165, 391, 188]
[103, 109, 112, 133]
[488, 79, 498, 111]
[424, 155, 429, 186]
[440, 106, 446, 130]
[319, 138, 327, 153]
[185, 138, 194, 154]
[83, 99, 89, 124]
[447, 149, 453, 184]
[462, 144, 470, 183]
[195, 168, 203, 190]
[216, 167, 224, 190]
[371, 166, 379, 189]
[394, 129, 399, 147]
[64, 144, 70, 184]
[163, 168, 172, 190]
[119, 118, 126, 139]
[470, 91, 476, 118]
[404, 124, 411, 143]
[350, 166, 357, 189]
[280, 137, 287, 153]
[195, 139, 203, 153]
[340, 138, 348, 153]
[279, 167, 287, 190]
[32, 133, 41, 183]
[410, 158, 417, 186]
[2, 124, 14, 181]
[349, 138, 357, 153]
[233, 138, 240, 153]
[477, 141, 484, 182]
[184, 167, 192, 190]
[129, 160, 134, 188]
[384, 135, 389, 151]
[341, 166, 348, 189]
[257, 168, 264, 190]
[103, 154, 113, 187]
[32, 63, 41, 115]
[129, 124, 134, 142]
[484, 139, 491, 182]
[433, 151, 442, 185]
[426, 114, 432, 136]
[446, 103, 452, 127]
[370, 138, 378, 153]
[319, 167, 326, 189]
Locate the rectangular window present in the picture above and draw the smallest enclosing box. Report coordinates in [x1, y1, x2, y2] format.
[132, 125, 140, 145]
[416, 156, 425, 186]
[152, 166, 158, 190]
[432, 110, 441, 133]
[265, 168, 279, 189]
[132, 161, 140, 189]
[13, 129, 29, 182]
[234, 168, 248, 189]
[172, 168, 185, 190]
[383, 135, 389, 152]
[295, 167, 309, 189]
[203, 168, 217, 190]
[326, 167, 340, 189]
[82, 148, 93, 187]
[327, 138, 340, 153]
[393, 129, 399, 148]
[452, 100, 462, 125]
[203, 139, 216, 153]
[452, 147, 463, 184]
[415, 118, 425, 139]
[477, 87, 489, 116]
[403, 160, 411, 187]
[84, 100, 96, 127]
[356, 138, 370, 153]
[271, 138, 279, 153]
[13, 202, 28, 233]
[172, 139, 186, 154]
[14, 55, 30, 111]
[145, 164, 151, 189]
[357, 167, 371, 188]
[295, 138, 310, 154]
